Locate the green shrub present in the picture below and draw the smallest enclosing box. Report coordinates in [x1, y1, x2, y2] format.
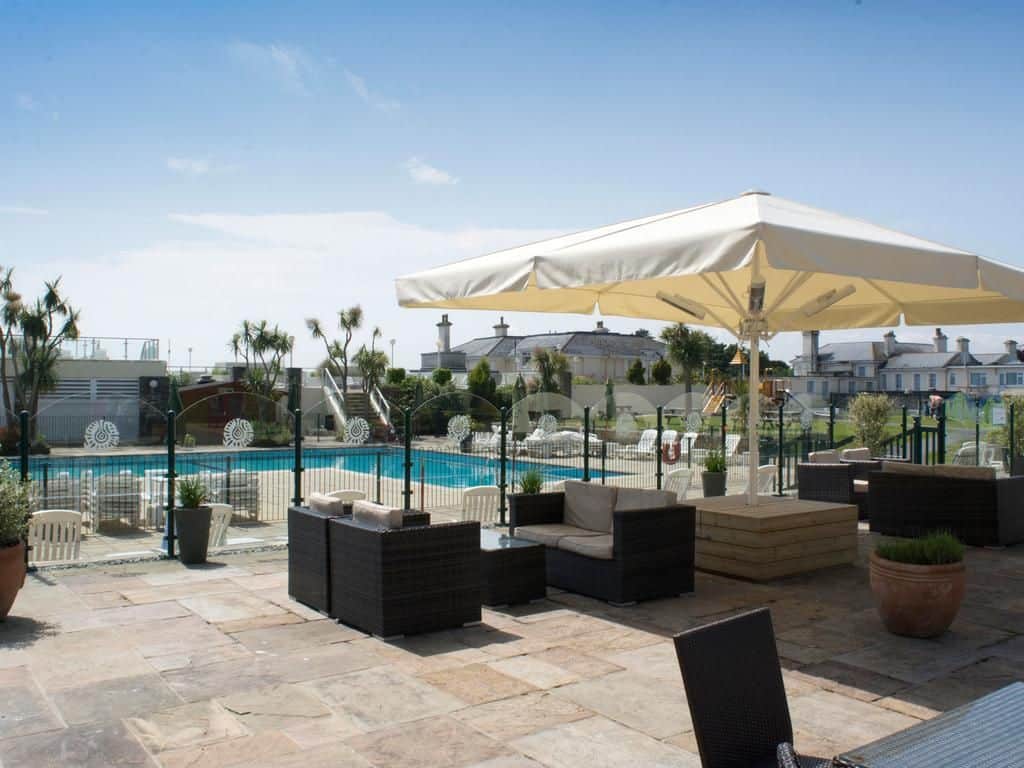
[252, 421, 291, 447]
[177, 476, 209, 509]
[183, 433, 196, 449]
[431, 368, 452, 386]
[876, 532, 964, 565]
[385, 367, 406, 385]
[0, 460, 32, 548]
[627, 359, 646, 385]
[849, 393, 893, 458]
[704, 449, 727, 473]
[518, 469, 544, 494]
[651, 357, 672, 385]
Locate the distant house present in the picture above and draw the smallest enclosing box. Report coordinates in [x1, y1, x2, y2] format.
[790, 328, 1024, 400]
[416, 315, 668, 384]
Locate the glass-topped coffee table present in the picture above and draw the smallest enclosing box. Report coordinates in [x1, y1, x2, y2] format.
[479, 529, 546, 606]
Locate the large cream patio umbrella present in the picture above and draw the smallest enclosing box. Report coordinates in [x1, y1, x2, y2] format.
[396, 190, 1024, 505]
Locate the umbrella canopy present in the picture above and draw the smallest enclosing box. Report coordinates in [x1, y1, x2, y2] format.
[397, 190, 1024, 504]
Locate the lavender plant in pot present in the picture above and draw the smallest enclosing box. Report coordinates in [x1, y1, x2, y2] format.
[0, 460, 32, 620]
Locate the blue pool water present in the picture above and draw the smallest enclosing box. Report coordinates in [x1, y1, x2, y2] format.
[25, 447, 620, 488]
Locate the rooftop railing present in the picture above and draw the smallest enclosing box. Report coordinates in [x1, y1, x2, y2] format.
[57, 336, 161, 362]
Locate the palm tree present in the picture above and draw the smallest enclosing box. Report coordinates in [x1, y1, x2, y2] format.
[354, 345, 388, 392]
[307, 305, 363, 391]
[661, 323, 711, 394]
[229, 320, 294, 407]
[531, 347, 569, 394]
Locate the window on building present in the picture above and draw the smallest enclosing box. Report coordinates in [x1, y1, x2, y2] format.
[1000, 372, 1024, 386]
[929, 373, 937, 389]
[848, 380, 857, 394]
[970, 372, 988, 387]
[822, 380, 830, 397]
[949, 372, 957, 386]
[880, 374, 887, 390]
[895, 373, 903, 390]
[913, 373, 921, 391]
[857, 366, 866, 378]
[807, 380, 815, 394]
[866, 381, 874, 391]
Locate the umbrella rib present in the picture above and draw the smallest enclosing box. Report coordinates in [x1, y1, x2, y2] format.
[764, 271, 813, 316]
[865, 278, 903, 314]
[700, 273, 746, 318]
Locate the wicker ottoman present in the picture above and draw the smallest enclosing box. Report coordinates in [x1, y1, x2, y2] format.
[288, 504, 345, 613]
[480, 529, 546, 606]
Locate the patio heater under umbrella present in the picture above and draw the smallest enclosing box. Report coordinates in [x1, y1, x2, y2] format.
[397, 190, 1024, 505]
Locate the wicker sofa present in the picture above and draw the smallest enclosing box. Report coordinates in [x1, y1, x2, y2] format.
[328, 503, 480, 636]
[509, 481, 695, 604]
[868, 461, 1024, 547]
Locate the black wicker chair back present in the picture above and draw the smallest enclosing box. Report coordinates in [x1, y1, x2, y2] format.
[674, 608, 793, 768]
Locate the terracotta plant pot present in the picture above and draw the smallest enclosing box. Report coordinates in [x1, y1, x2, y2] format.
[701, 471, 727, 497]
[869, 552, 965, 638]
[0, 542, 27, 621]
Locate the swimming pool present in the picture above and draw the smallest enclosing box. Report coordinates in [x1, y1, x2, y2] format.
[25, 446, 621, 488]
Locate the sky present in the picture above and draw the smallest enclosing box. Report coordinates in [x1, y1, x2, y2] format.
[2, 1, 1023, 372]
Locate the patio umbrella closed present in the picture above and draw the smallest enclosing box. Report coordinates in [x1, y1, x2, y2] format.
[397, 190, 1024, 504]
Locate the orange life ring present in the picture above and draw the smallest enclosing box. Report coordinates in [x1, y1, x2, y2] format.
[661, 441, 680, 465]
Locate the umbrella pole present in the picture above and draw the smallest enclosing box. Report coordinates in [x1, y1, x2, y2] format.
[748, 332, 760, 506]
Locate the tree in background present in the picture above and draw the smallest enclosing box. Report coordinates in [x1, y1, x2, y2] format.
[627, 359, 646, 385]
[849, 393, 894, 458]
[467, 358, 497, 404]
[633, 328, 650, 338]
[651, 357, 672, 385]
[0, 270, 80, 439]
[432, 367, 453, 386]
[229, 320, 294, 403]
[531, 347, 569, 393]
[604, 378, 616, 421]
[385, 367, 406, 385]
[513, 374, 527, 403]
[661, 323, 712, 393]
[354, 345, 388, 392]
[306, 305, 363, 390]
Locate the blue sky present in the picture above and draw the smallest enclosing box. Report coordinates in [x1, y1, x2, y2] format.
[2, 1, 1023, 370]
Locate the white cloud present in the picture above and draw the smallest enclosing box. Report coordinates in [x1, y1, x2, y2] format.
[404, 157, 458, 186]
[15, 93, 36, 111]
[228, 42, 311, 93]
[166, 157, 211, 176]
[0, 205, 48, 216]
[344, 69, 400, 112]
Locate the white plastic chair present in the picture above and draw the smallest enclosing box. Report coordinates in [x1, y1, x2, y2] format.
[625, 429, 659, 458]
[665, 468, 691, 501]
[327, 489, 367, 502]
[28, 509, 82, 563]
[207, 503, 233, 548]
[462, 485, 500, 524]
[744, 465, 777, 495]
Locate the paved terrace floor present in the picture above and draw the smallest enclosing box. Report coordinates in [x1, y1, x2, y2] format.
[2, 534, 1022, 768]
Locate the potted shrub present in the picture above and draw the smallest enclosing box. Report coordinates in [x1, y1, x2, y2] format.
[0, 459, 32, 621]
[702, 449, 727, 497]
[175, 476, 212, 565]
[849, 393, 893, 459]
[870, 531, 965, 638]
[518, 468, 544, 495]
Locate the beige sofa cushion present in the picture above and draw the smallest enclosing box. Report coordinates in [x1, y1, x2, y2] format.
[808, 449, 840, 463]
[841, 447, 871, 461]
[881, 461, 935, 477]
[558, 534, 613, 560]
[615, 487, 676, 512]
[934, 465, 997, 481]
[516, 524, 601, 548]
[308, 492, 347, 516]
[563, 480, 617, 533]
[352, 500, 403, 529]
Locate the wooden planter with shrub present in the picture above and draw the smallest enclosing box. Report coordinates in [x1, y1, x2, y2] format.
[869, 532, 965, 638]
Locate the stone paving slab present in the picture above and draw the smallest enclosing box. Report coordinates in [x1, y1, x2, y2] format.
[2, 537, 1022, 766]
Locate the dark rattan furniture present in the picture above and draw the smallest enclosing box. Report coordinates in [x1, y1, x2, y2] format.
[328, 517, 481, 636]
[797, 463, 869, 520]
[509, 491, 695, 604]
[868, 469, 1024, 546]
[673, 609, 831, 768]
[480, 529, 546, 606]
[288, 504, 431, 614]
[836, 682, 1024, 767]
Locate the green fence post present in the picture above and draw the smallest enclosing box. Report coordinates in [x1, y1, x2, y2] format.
[777, 400, 785, 495]
[938, 409, 947, 465]
[828, 402, 836, 448]
[583, 406, 591, 482]
[655, 406, 663, 489]
[720, 402, 727, 451]
[975, 404, 981, 467]
[375, 453, 382, 504]
[166, 410, 176, 559]
[1010, 402, 1016, 476]
[600, 441, 607, 485]
[912, 415, 923, 464]
[292, 409, 303, 506]
[499, 407, 508, 525]
[901, 406, 908, 459]
[18, 411, 28, 482]
[403, 409, 412, 511]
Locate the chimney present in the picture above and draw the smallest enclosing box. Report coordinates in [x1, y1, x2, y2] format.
[802, 331, 820, 372]
[884, 330, 896, 357]
[594, 320, 609, 334]
[493, 316, 509, 338]
[956, 336, 970, 365]
[933, 328, 948, 353]
[437, 313, 452, 353]
[1006, 339, 1018, 358]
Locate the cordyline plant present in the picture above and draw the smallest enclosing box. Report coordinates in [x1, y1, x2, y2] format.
[306, 305, 363, 391]
[0, 460, 32, 548]
[849, 393, 894, 458]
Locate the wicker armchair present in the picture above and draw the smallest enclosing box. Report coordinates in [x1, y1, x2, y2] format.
[328, 517, 481, 636]
[796, 463, 867, 520]
[509, 490, 695, 604]
[673, 609, 832, 768]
